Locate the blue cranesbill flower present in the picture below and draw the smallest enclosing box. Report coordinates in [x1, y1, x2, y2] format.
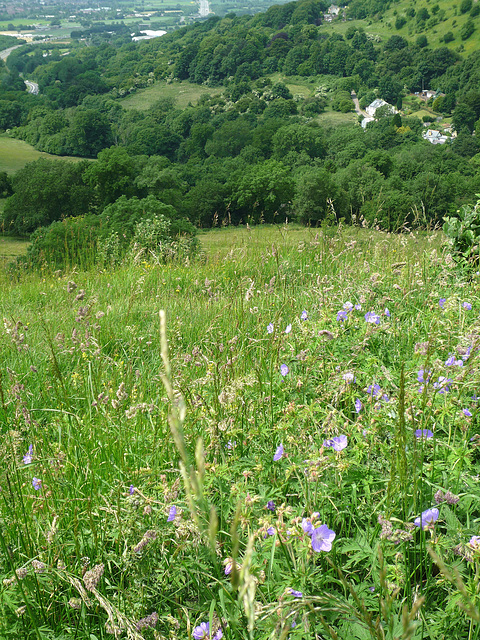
[273, 444, 284, 461]
[167, 505, 177, 522]
[192, 621, 223, 640]
[32, 477, 42, 491]
[23, 445, 33, 465]
[285, 324, 292, 334]
[439, 298, 446, 309]
[323, 435, 348, 451]
[414, 429, 433, 439]
[267, 323, 274, 334]
[355, 398, 362, 413]
[414, 507, 439, 530]
[129, 484, 135, 495]
[301, 310, 308, 321]
[343, 301, 354, 312]
[288, 589, 303, 597]
[267, 500, 275, 511]
[364, 311, 380, 324]
[311, 524, 336, 552]
[302, 518, 314, 535]
[463, 302, 472, 310]
[337, 310, 348, 322]
[463, 408, 472, 417]
[280, 364, 289, 376]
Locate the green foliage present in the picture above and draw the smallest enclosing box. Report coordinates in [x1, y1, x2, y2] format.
[460, 19, 475, 40]
[443, 195, 480, 267]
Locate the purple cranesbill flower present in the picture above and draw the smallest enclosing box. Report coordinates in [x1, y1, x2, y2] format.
[434, 376, 452, 394]
[129, 484, 135, 495]
[355, 398, 362, 413]
[32, 477, 42, 491]
[364, 311, 380, 324]
[445, 355, 463, 367]
[343, 301, 354, 312]
[266, 500, 275, 511]
[469, 536, 480, 549]
[384, 308, 390, 317]
[439, 298, 446, 309]
[463, 408, 472, 417]
[462, 347, 472, 362]
[302, 518, 314, 535]
[323, 435, 348, 451]
[337, 310, 348, 322]
[343, 372, 355, 383]
[311, 524, 336, 552]
[280, 364, 289, 376]
[267, 526, 275, 536]
[23, 445, 33, 465]
[167, 505, 177, 522]
[288, 589, 303, 597]
[463, 302, 472, 310]
[355, 303, 362, 310]
[366, 383, 381, 397]
[285, 324, 292, 334]
[414, 507, 439, 530]
[267, 323, 274, 334]
[415, 429, 433, 439]
[192, 622, 223, 640]
[301, 310, 308, 321]
[417, 369, 431, 384]
[273, 444, 284, 461]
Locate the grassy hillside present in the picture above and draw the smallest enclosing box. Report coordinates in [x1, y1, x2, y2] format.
[2, 221, 480, 638]
[331, 0, 480, 54]
[0, 134, 87, 175]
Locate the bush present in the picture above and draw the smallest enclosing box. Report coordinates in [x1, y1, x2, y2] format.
[443, 195, 480, 268]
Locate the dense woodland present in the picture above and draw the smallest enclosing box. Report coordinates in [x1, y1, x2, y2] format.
[1, 0, 480, 245]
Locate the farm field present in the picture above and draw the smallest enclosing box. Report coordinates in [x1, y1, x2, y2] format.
[120, 79, 224, 109]
[1, 222, 480, 639]
[0, 135, 85, 174]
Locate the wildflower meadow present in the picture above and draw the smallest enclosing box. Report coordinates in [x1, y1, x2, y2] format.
[1, 222, 480, 639]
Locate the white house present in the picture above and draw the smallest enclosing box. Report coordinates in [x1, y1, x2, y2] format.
[422, 129, 449, 145]
[365, 99, 397, 117]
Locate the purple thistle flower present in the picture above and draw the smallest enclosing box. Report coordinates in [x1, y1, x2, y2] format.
[301, 310, 308, 321]
[285, 324, 292, 334]
[32, 477, 42, 491]
[323, 435, 348, 451]
[463, 408, 472, 417]
[311, 524, 336, 552]
[273, 444, 284, 461]
[280, 364, 289, 376]
[414, 429, 434, 439]
[288, 589, 303, 597]
[23, 445, 33, 465]
[266, 500, 275, 511]
[267, 323, 274, 334]
[364, 311, 380, 324]
[337, 310, 348, 322]
[439, 298, 446, 309]
[463, 302, 472, 310]
[355, 398, 362, 413]
[167, 505, 177, 522]
[414, 507, 439, 530]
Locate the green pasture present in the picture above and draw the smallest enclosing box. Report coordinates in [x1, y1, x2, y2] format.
[120, 79, 224, 110]
[0, 135, 85, 175]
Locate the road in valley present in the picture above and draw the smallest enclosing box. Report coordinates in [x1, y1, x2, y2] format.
[0, 44, 22, 60]
[24, 80, 39, 94]
[350, 91, 369, 118]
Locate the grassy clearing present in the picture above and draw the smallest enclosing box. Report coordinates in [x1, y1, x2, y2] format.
[1, 222, 480, 639]
[120, 80, 224, 110]
[0, 135, 85, 175]
[0, 234, 29, 268]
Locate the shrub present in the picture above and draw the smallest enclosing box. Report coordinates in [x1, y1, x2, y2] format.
[443, 195, 480, 267]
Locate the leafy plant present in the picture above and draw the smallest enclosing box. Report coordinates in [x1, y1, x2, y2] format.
[443, 195, 480, 267]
